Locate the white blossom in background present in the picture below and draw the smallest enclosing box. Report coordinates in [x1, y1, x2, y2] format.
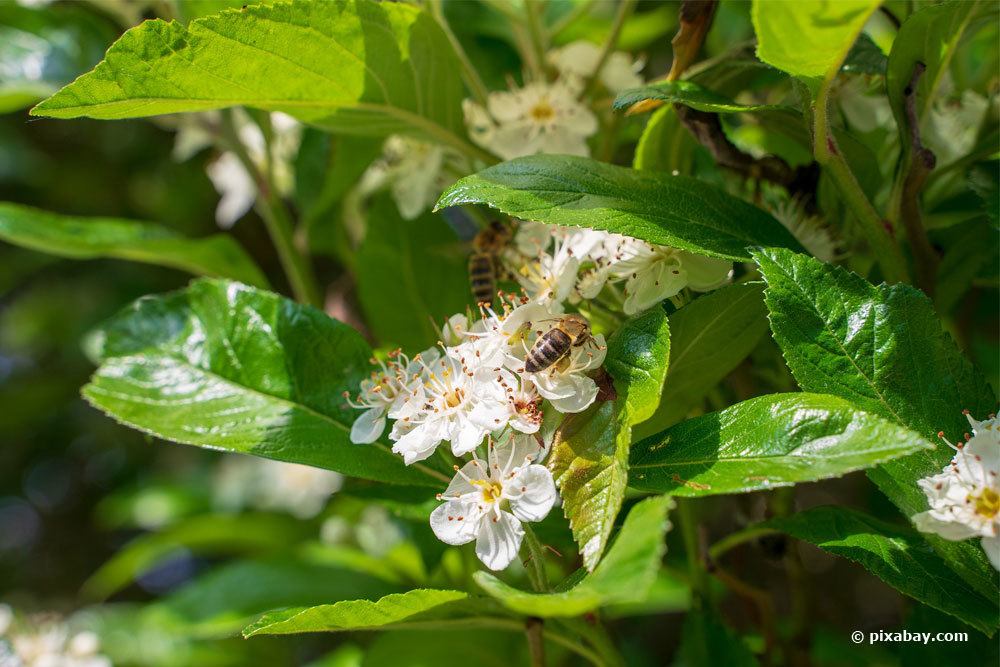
[913, 412, 1000, 570]
[213, 457, 342, 519]
[836, 76, 894, 134]
[171, 110, 301, 228]
[924, 90, 994, 165]
[0, 606, 110, 667]
[430, 432, 555, 570]
[547, 40, 644, 93]
[464, 81, 598, 159]
[770, 196, 840, 263]
[358, 135, 464, 220]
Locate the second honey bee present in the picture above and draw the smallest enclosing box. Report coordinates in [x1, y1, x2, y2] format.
[468, 220, 512, 306]
[524, 314, 593, 373]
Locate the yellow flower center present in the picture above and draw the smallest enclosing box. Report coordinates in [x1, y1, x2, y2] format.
[972, 488, 1000, 519]
[530, 101, 556, 122]
[444, 387, 465, 409]
[473, 480, 504, 503]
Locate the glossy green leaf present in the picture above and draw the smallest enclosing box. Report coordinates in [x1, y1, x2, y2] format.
[629, 393, 932, 497]
[0, 3, 115, 113]
[83, 513, 311, 600]
[436, 155, 803, 261]
[766, 507, 999, 634]
[753, 247, 998, 592]
[636, 283, 768, 439]
[84, 279, 444, 487]
[614, 80, 794, 115]
[841, 33, 888, 76]
[633, 105, 700, 173]
[752, 0, 881, 82]
[357, 197, 471, 350]
[550, 309, 670, 570]
[243, 589, 471, 637]
[31, 0, 474, 153]
[0, 202, 269, 287]
[473, 495, 673, 617]
[145, 556, 401, 638]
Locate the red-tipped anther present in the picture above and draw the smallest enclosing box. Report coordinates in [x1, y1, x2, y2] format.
[963, 409, 970, 415]
[938, 431, 945, 438]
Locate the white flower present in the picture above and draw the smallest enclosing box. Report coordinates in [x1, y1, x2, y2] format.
[346, 348, 438, 444]
[836, 76, 893, 134]
[173, 110, 301, 228]
[608, 238, 732, 315]
[388, 352, 514, 464]
[547, 40, 644, 93]
[913, 412, 1000, 570]
[925, 90, 993, 165]
[0, 611, 110, 667]
[430, 433, 556, 570]
[213, 457, 342, 519]
[358, 135, 461, 220]
[770, 196, 840, 263]
[465, 81, 598, 160]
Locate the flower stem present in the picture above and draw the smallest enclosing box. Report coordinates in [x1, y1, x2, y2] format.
[676, 498, 706, 606]
[522, 524, 550, 592]
[218, 109, 322, 306]
[707, 525, 780, 561]
[523, 0, 549, 82]
[551, 0, 596, 38]
[526, 617, 546, 667]
[583, 0, 637, 98]
[813, 83, 909, 284]
[429, 0, 491, 108]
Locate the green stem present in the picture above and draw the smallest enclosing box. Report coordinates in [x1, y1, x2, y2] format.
[709, 525, 780, 562]
[218, 110, 322, 306]
[557, 618, 625, 667]
[523, 524, 550, 592]
[676, 498, 706, 608]
[523, 0, 549, 82]
[813, 84, 909, 284]
[429, 0, 491, 108]
[583, 0, 636, 98]
[526, 617, 546, 667]
[551, 0, 596, 37]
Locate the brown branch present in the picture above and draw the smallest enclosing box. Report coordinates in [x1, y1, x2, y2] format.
[899, 61, 940, 295]
[526, 617, 546, 667]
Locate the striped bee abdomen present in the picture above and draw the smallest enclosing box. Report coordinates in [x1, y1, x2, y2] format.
[468, 253, 496, 305]
[525, 328, 572, 373]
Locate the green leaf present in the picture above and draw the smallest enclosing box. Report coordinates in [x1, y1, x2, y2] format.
[0, 202, 269, 287]
[633, 105, 700, 173]
[357, 197, 471, 350]
[83, 513, 311, 601]
[752, 0, 881, 83]
[145, 556, 402, 638]
[753, 247, 998, 592]
[550, 309, 670, 570]
[635, 283, 768, 439]
[83, 279, 444, 487]
[243, 589, 472, 637]
[765, 507, 999, 634]
[676, 609, 759, 667]
[436, 155, 803, 261]
[614, 80, 794, 115]
[629, 392, 933, 497]
[30, 0, 475, 155]
[841, 33, 888, 76]
[886, 1, 991, 128]
[0, 3, 116, 113]
[473, 495, 673, 617]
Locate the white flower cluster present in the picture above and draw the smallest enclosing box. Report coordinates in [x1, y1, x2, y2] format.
[213, 457, 342, 520]
[348, 298, 607, 570]
[913, 411, 1000, 570]
[503, 221, 732, 315]
[0, 606, 109, 667]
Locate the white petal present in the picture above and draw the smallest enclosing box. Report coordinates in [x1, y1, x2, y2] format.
[912, 511, 980, 541]
[444, 459, 490, 497]
[350, 408, 386, 444]
[981, 534, 1000, 571]
[450, 421, 488, 457]
[624, 260, 685, 314]
[475, 510, 525, 571]
[391, 424, 441, 464]
[430, 500, 482, 545]
[549, 375, 599, 413]
[507, 465, 557, 522]
[682, 252, 732, 292]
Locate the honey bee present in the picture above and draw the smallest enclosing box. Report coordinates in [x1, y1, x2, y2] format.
[525, 314, 593, 373]
[468, 220, 512, 306]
